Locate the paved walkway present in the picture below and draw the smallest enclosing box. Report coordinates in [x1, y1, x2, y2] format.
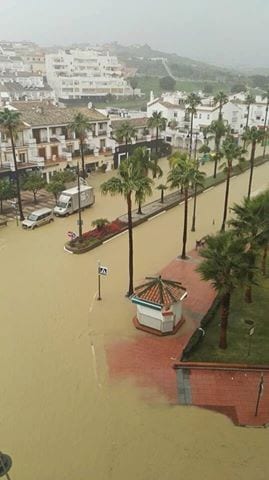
[106, 248, 269, 427]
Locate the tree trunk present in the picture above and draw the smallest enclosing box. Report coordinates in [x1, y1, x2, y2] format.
[262, 245, 268, 275]
[0, 199, 2, 214]
[181, 187, 189, 259]
[80, 140, 85, 178]
[33, 190, 37, 204]
[221, 163, 231, 232]
[161, 189, 164, 203]
[219, 292, 231, 349]
[137, 200, 142, 215]
[9, 128, 24, 221]
[245, 270, 254, 303]
[189, 114, 193, 158]
[155, 126, 159, 154]
[263, 102, 269, 158]
[247, 141, 256, 199]
[191, 183, 197, 232]
[125, 138, 128, 160]
[213, 138, 220, 178]
[77, 165, 83, 240]
[243, 105, 250, 149]
[127, 192, 134, 296]
[219, 103, 223, 121]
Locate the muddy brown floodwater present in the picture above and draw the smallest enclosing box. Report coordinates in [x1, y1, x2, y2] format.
[0, 159, 269, 480]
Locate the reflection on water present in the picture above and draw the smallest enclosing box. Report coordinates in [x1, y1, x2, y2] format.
[0, 160, 268, 479]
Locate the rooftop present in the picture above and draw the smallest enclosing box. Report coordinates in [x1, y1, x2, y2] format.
[134, 275, 186, 307]
[111, 116, 148, 130]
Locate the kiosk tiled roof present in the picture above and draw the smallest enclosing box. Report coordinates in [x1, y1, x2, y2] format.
[134, 275, 186, 306]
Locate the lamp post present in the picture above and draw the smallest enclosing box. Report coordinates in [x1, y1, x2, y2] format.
[77, 161, 83, 241]
[191, 132, 199, 232]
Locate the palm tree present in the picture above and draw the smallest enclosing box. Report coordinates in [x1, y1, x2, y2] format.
[156, 183, 167, 203]
[167, 152, 205, 259]
[243, 92, 255, 148]
[147, 112, 166, 177]
[197, 231, 253, 349]
[130, 147, 155, 214]
[242, 127, 264, 198]
[69, 112, 91, 177]
[191, 154, 206, 232]
[213, 91, 228, 120]
[0, 108, 24, 220]
[100, 156, 152, 296]
[220, 135, 245, 232]
[229, 197, 263, 303]
[185, 93, 201, 158]
[115, 121, 136, 161]
[209, 119, 228, 178]
[262, 88, 269, 158]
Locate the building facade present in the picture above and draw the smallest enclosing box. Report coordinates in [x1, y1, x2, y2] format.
[45, 49, 134, 100]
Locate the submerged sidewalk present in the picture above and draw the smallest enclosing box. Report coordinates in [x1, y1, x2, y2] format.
[106, 248, 269, 427]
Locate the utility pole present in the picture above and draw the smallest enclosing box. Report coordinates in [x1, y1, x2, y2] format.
[77, 161, 83, 240]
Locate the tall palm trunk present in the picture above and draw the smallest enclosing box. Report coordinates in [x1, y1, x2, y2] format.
[181, 186, 189, 259]
[137, 199, 142, 215]
[0, 199, 3, 213]
[263, 102, 269, 158]
[262, 245, 268, 275]
[213, 137, 220, 178]
[155, 126, 159, 154]
[219, 291, 231, 349]
[9, 127, 24, 221]
[127, 192, 134, 296]
[218, 104, 222, 121]
[125, 138, 128, 160]
[153, 126, 159, 179]
[221, 162, 231, 232]
[160, 189, 164, 203]
[79, 140, 86, 177]
[243, 105, 251, 149]
[247, 141, 256, 199]
[189, 114, 193, 158]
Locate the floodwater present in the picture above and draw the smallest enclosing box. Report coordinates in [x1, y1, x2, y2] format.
[0, 158, 269, 480]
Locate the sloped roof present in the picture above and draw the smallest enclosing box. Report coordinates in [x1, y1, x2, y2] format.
[134, 275, 186, 307]
[111, 116, 148, 130]
[8, 101, 107, 127]
[148, 98, 184, 110]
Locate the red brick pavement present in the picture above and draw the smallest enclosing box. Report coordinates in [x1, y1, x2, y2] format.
[106, 248, 269, 426]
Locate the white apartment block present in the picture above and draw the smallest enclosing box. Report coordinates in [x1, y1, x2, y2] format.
[45, 49, 134, 100]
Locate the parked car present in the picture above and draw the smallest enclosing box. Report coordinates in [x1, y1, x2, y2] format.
[22, 208, 54, 230]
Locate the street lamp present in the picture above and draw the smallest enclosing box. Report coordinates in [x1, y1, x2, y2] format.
[76, 161, 83, 241]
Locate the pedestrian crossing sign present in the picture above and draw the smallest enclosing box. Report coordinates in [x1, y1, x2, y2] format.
[98, 266, 108, 276]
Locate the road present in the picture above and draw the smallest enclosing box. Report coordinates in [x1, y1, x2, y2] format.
[0, 158, 269, 480]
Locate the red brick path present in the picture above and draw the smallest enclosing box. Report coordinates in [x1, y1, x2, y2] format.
[105, 249, 269, 426]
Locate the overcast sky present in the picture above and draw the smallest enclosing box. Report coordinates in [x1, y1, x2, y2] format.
[0, 0, 268, 68]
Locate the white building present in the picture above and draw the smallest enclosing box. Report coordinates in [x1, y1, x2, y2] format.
[45, 49, 135, 100]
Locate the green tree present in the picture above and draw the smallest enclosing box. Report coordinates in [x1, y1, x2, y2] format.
[159, 76, 176, 91]
[22, 172, 46, 204]
[231, 83, 247, 94]
[185, 92, 201, 158]
[46, 180, 65, 203]
[203, 83, 214, 95]
[242, 92, 255, 148]
[69, 112, 91, 177]
[209, 119, 228, 178]
[197, 231, 253, 349]
[130, 147, 156, 213]
[242, 127, 265, 198]
[115, 121, 136, 161]
[0, 108, 24, 220]
[220, 135, 245, 231]
[213, 91, 228, 120]
[229, 197, 263, 303]
[91, 218, 109, 230]
[0, 180, 15, 213]
[167, 152, 205, 259]
[129, 77, 138, 95]
[100, 156, 152, 296]
[147, 111, 166, 176]
[52, 170, 76, 184]
[156, 183, 167, 203]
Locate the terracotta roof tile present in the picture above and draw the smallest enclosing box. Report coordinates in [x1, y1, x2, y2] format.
[134, 276, 186, 307]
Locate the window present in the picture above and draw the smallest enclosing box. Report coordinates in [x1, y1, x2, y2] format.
[256, 116, 261, 121]
[19, 152, 26, 163]
[207, 114, 210, 120]
[174, 112, 177, 118]
[199, 114, 202, 119]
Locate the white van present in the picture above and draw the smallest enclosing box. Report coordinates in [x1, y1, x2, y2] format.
[22, 208, 54, 230]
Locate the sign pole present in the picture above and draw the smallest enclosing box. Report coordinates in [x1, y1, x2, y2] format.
[97, 260, 101, 301]
[254, 373, 264, 417]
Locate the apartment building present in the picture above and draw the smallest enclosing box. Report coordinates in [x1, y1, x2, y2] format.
[45, 49, 135, 100]
[0, 102, 113, 181]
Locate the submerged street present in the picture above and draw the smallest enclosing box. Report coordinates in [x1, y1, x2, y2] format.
[0, 158, 269, 479]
